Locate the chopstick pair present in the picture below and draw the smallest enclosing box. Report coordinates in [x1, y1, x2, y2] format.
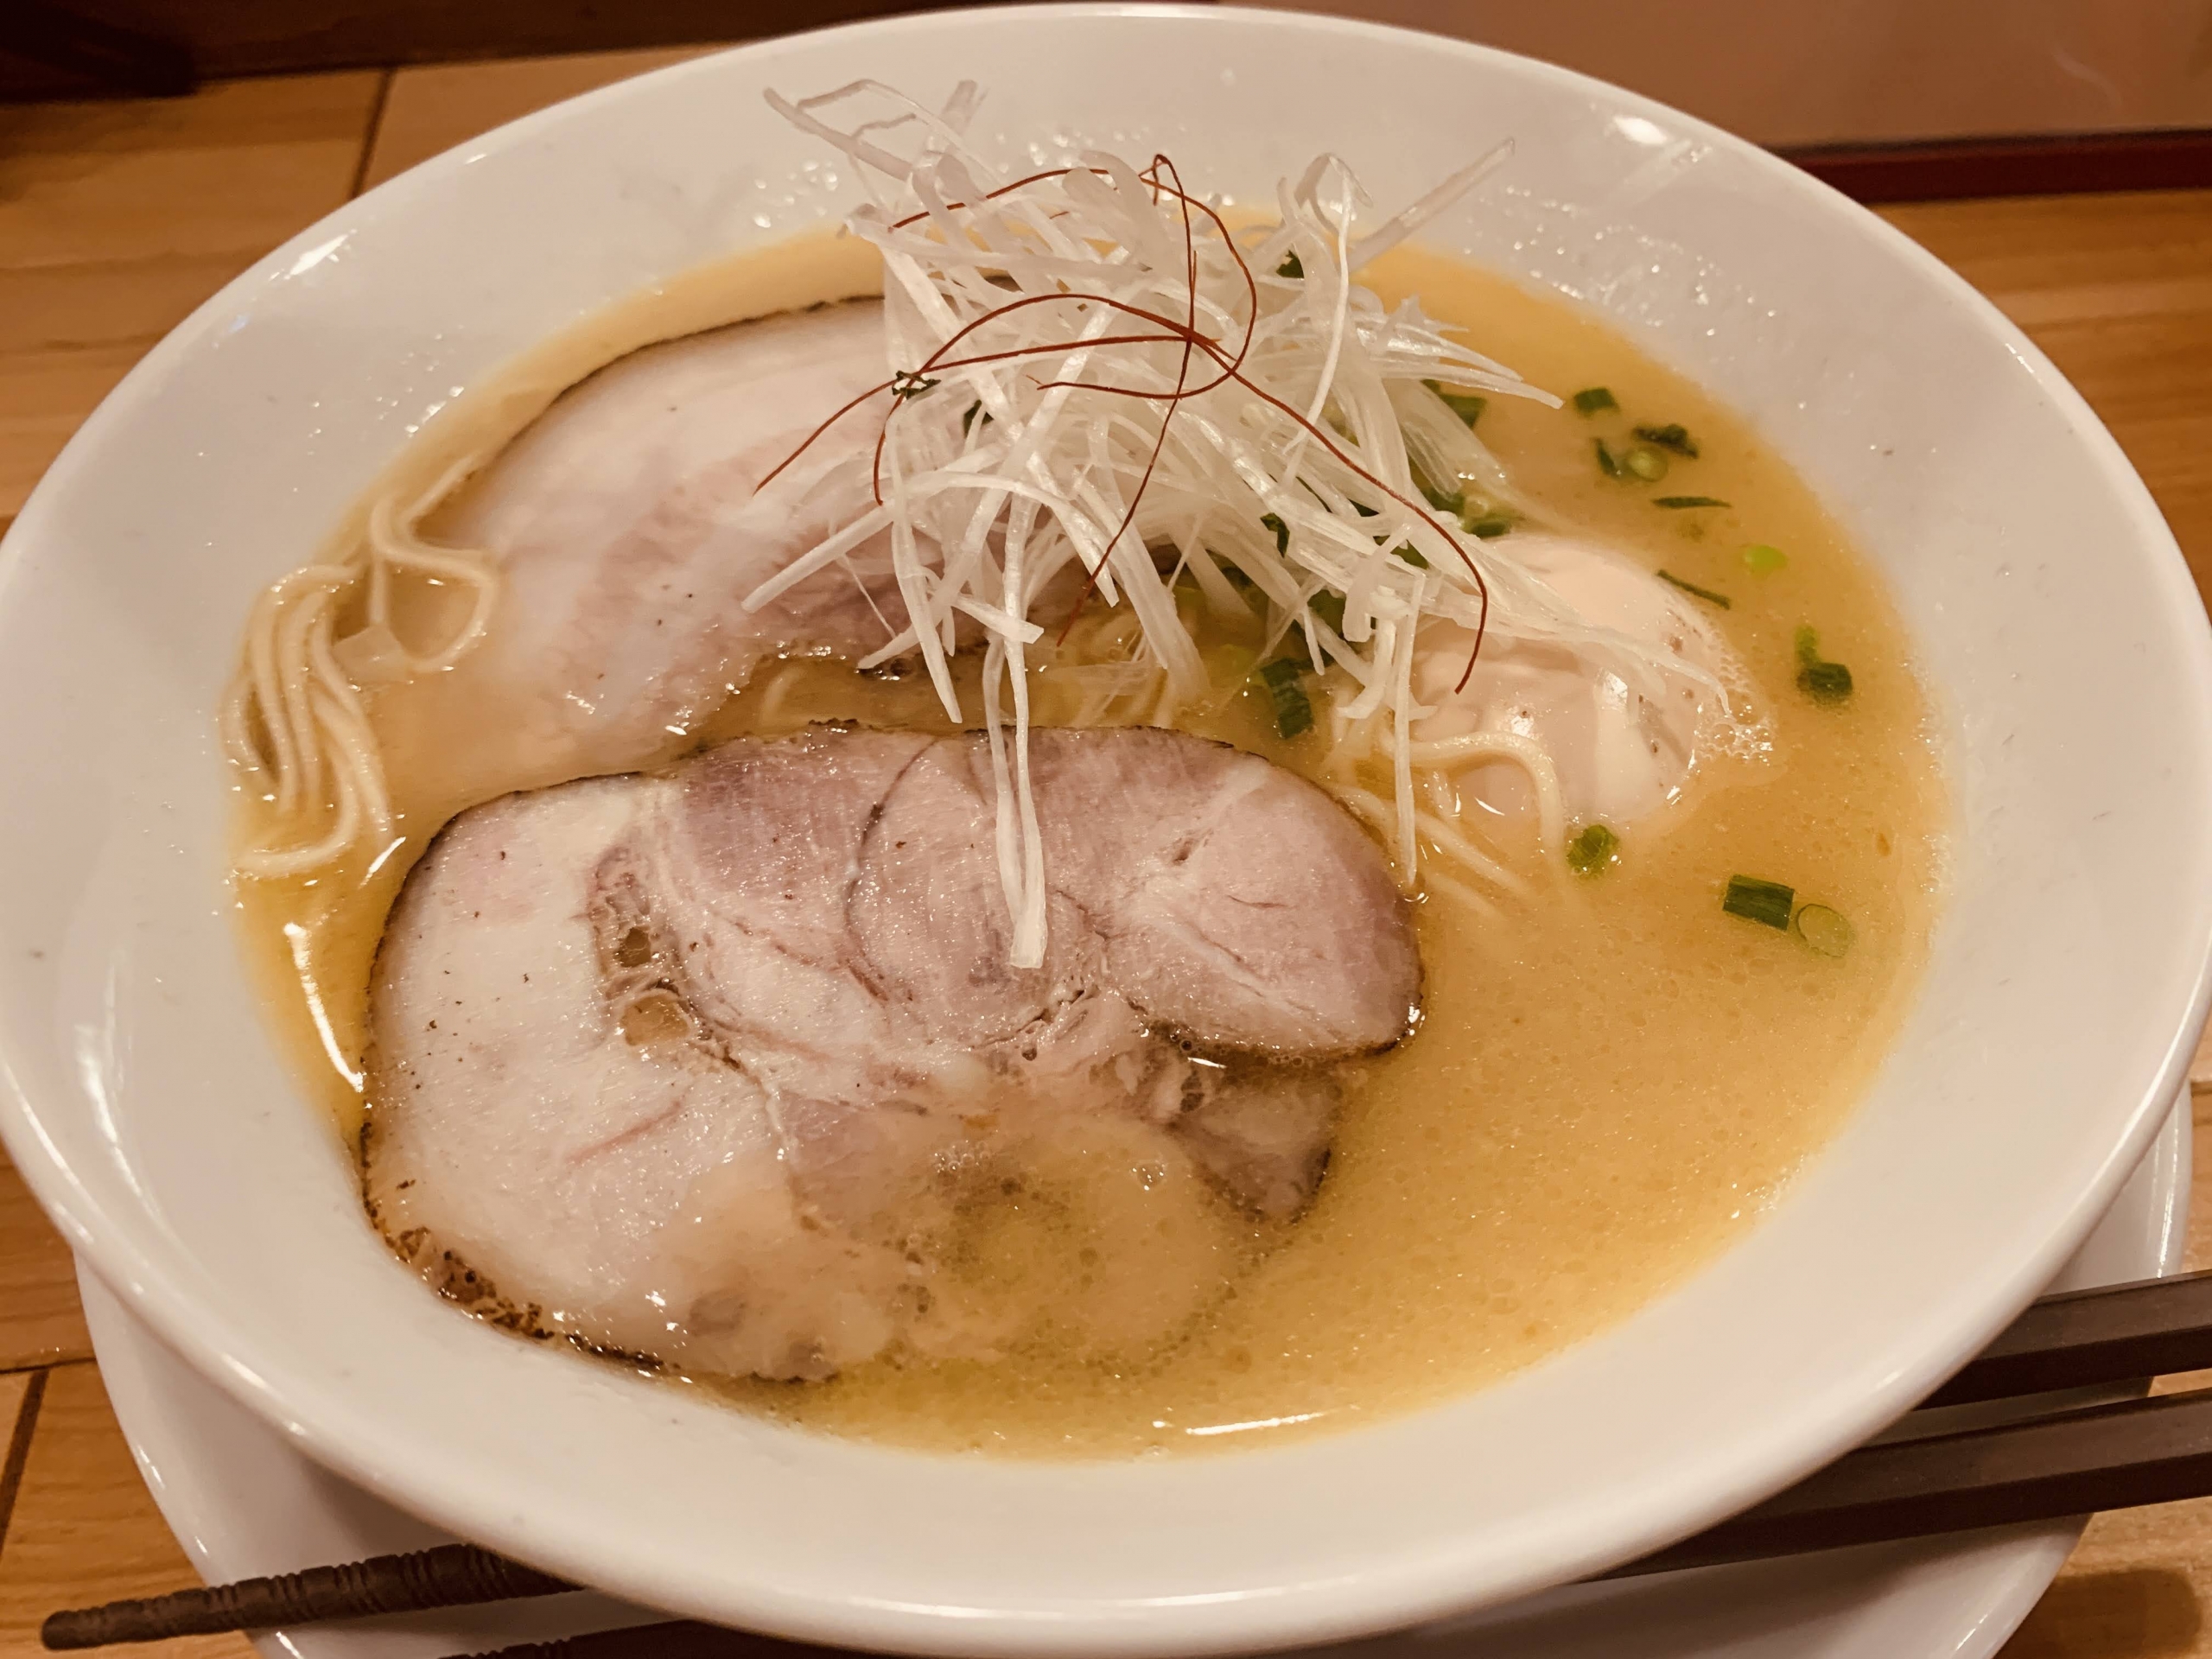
[47, 1265, 2212, 1656]
[1610, 1264, 2212, 1577]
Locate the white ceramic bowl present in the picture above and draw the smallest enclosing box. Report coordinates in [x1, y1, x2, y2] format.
[3, 8, 2209, 1654]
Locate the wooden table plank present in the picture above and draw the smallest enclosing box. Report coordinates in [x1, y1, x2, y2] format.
[359, 46, 727, 191]
[1880, 192, 2212, 609]
[0, 1151, 89, 1374]
[0, 71, 385, 516]
[0, 1373, 35, 1550]
[0, 1365, 254, 1658]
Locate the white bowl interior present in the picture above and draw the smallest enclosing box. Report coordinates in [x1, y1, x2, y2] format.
[3, 9, 2209, 1654]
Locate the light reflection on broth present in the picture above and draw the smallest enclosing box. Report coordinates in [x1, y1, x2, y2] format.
[232, 236, 1945, 1458]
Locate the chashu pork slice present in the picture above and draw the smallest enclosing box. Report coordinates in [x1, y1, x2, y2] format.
[382, 300, 917, 805]
[365, 726, 1420, 1382]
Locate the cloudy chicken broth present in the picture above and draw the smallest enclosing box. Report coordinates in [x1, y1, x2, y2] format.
[228, 176, 1942, 1459]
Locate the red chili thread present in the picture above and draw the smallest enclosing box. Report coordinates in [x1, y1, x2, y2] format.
[762, 160, 1257, 499]
[755, 152, 1490, 686]
[900, 156, 1487, 673]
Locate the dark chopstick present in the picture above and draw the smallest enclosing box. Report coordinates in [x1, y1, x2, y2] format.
[1608, 1381, 2212, 1577]
[45, 1267, 2212, 1653]
[38, 1545, 571, 1650]
[1923, 1268, 2212, 1407]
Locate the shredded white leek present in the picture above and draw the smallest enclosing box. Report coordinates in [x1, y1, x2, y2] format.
[756, 80, 1744, 964]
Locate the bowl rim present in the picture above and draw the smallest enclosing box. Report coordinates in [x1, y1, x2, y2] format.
[4, 5, 2211, 1652]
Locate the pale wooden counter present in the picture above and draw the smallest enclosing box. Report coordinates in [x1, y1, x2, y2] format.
[3, 53, 2212, 1658]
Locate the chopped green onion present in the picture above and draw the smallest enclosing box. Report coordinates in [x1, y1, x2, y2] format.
[1800, 661, 1853, 702]
[890, 371, 938, 402]
[1458, 499, 1520, 540]
[1742, 543, 1788, 573]
[1303, 570, 1357, 643]
[1423, 378, 1488, 426]
[1655, 496, 1731, 509]
[1624, 445, 1669, 482]
[1795, 626, 1855, 704]
[961, 401, 990, 436]
[1393, 543, 1430, 569]
[1794, 904, 1853, 958]
[1418, 476, 1465, 514]
[1255, 658, 1314, 739]
[1262, 512, 1289, 554]
[1594, 439, 1624, 479]
[1277, 252, 1304, 278]
[1723, 875, 1795, 931]
[1567, 823, 1619, 876]
[1573, 386, 1618, 416]
[1656, 569, 1732, 608]
[1633, 423, 1699, 457]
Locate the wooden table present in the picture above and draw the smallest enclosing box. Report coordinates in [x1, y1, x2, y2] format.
[4, 55, 2212, 1659]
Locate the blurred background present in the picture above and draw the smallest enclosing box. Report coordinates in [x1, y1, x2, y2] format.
[3, 0, 2209, 144]
[1267, 0, 2212, 149]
